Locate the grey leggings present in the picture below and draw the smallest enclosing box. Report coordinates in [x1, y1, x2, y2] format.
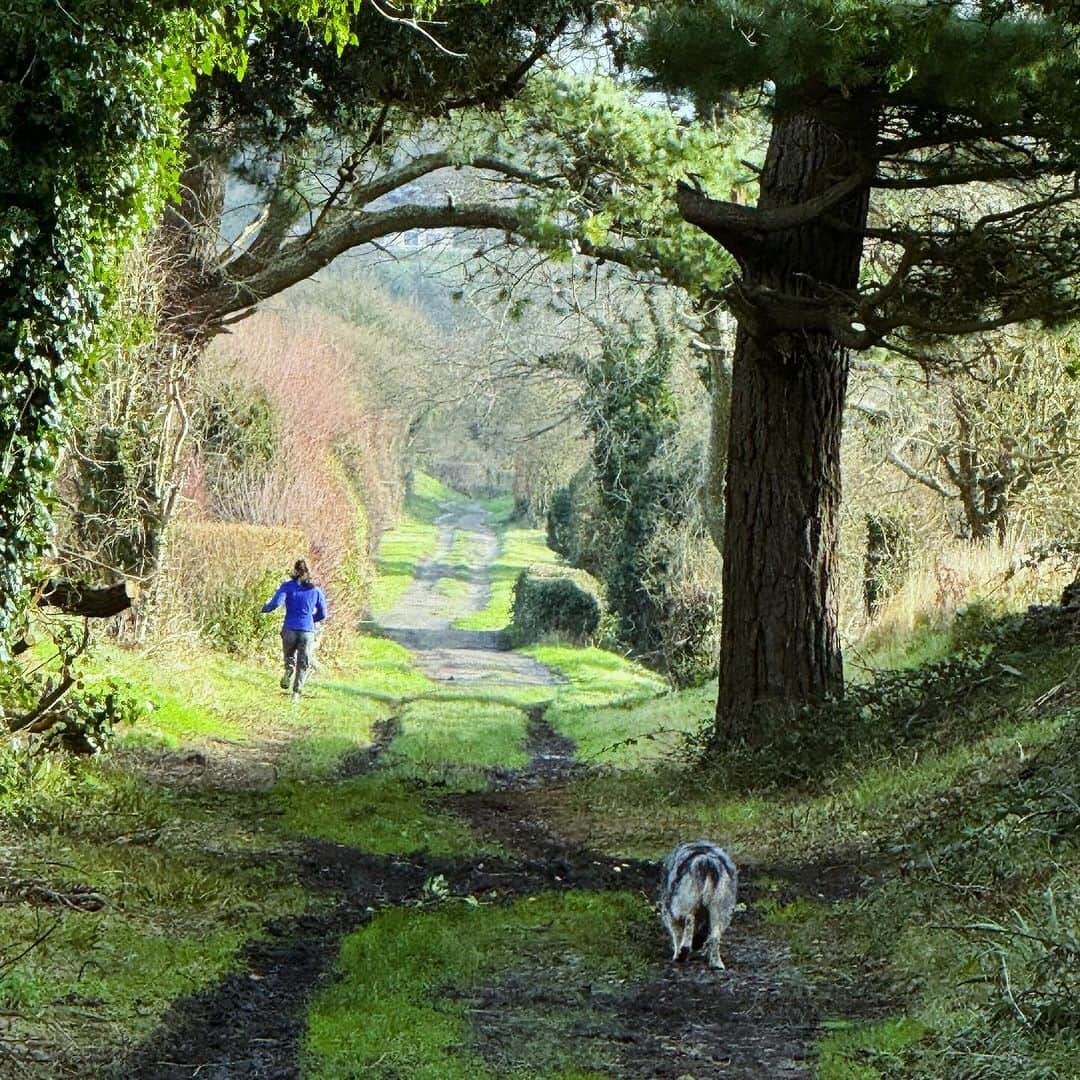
[282, 629, 314, 691]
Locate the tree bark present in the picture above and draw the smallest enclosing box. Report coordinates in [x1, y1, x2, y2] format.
[702, 349, 731, 552]
[694, 93, 875, 742]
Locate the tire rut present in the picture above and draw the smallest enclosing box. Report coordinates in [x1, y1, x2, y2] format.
[116, 502, 850, 1078]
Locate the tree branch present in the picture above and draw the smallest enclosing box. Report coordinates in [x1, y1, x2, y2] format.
[675, 170, 870, 256]
[193, 200, 656, 331]
[886, 444, 956, 499]
[38, 579, 139, 618]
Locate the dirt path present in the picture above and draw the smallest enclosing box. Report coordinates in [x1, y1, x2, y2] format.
[117, 502, 844, 1079]
[378, 504, 560, 687]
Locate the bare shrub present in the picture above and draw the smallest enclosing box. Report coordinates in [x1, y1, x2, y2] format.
[192, 304, 408, 641]
[153, 520, 308, 649]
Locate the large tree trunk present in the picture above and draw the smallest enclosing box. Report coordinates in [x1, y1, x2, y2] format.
[718, 324, 848, 733]
[683, 93, 875, 743]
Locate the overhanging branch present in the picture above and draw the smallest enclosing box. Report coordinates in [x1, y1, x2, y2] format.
[675, 171, 870, 258]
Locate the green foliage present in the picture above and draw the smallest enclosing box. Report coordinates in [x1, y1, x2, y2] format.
[545, 469, 606, 578]
[203, 568, 283, 654]
[46, 678, 149, 755]
[546, 486, 575, 555]
[0, 0, 366, 652]
[493, 73, 741, 291]
[638, 1, 1070, 119]
[511, 566, 603, 645]
[197, 379, 277, 477]
[862, 513, 914, 619]
[655, 578, 722, 689]
[1, 630, 147, 755]
[0, 2, 195, 649]
[571, 319, 713, 679]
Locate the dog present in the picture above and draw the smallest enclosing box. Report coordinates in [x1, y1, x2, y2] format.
[660, 840, 738, 970]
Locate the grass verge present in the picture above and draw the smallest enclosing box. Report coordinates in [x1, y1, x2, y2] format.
[455, 526, 561, 632]
[303, 891, 652, 1080]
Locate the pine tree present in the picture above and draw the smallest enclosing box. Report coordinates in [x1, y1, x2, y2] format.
[636, 1, 1080, 742]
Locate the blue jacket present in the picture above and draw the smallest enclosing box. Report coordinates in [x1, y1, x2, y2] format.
[262, 579, 328, 632]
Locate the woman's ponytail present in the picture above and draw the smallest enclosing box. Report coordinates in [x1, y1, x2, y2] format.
[292, 559, 311, 585]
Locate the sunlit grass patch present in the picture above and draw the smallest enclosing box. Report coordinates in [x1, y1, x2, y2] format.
[273, 772, 482, 856]
[480, 492, 517, 525]
[388, 698, 528, 771]
[551, 681, 713, 767]
[456, 526, 562, 632]
[96, 640, 401, 781]
[406, 470, 467, 524]
[332, 633, 433, 702]
[434, 575, 473, 616]
[302, 891, 652, 1080]
[816, 1017, 926, 1080]
[368, 520, 441, 615]
[94, 646, 257, 748]
[531, 644, 668, 709]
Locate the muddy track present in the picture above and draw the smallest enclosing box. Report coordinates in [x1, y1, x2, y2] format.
[115, 836, 658, 1080]
[337, 713, 402, 777]
[115, 503, 861, 1078]
[116, 694, 650, 1080]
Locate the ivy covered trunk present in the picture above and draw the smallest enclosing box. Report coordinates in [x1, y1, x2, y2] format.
[713, 95, 873, 743]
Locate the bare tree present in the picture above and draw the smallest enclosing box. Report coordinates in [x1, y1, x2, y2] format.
[882, 329, 1080, 544]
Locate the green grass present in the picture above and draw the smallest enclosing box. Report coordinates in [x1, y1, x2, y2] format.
[332, 633, 434, 702]
[455, 526, 562, 632]
[846, 615, 959, 680]
[388, 698, 529, 772]
[94, 647, 259, 747]
[0, 748, 312, 1072]
[95, 637, 411, 781]
[548, 680, 713, 767]
[273, 772, 483, 856]
[816, 1017, 927, 1080]
[479, 492, 517, 525]
[302, 891, 652, 1080]
[546, 703, 1072, 863]
[530, 644, 668, 709]
[406, 470, 468, 524]
[368, 519, 442, 616]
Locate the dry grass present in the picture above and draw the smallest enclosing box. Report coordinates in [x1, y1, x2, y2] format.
[151, 520, 308, 640]
[847, 533, 1077, 671]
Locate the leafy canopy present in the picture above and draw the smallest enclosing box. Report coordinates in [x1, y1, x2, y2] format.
[0, 0, 387, 648]
[639, 0, 1076, 123]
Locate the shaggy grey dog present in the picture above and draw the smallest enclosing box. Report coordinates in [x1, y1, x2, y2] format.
[660, 840, 738, 969]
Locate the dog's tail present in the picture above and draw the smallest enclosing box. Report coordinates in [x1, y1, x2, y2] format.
[690, 854, 730, 900]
